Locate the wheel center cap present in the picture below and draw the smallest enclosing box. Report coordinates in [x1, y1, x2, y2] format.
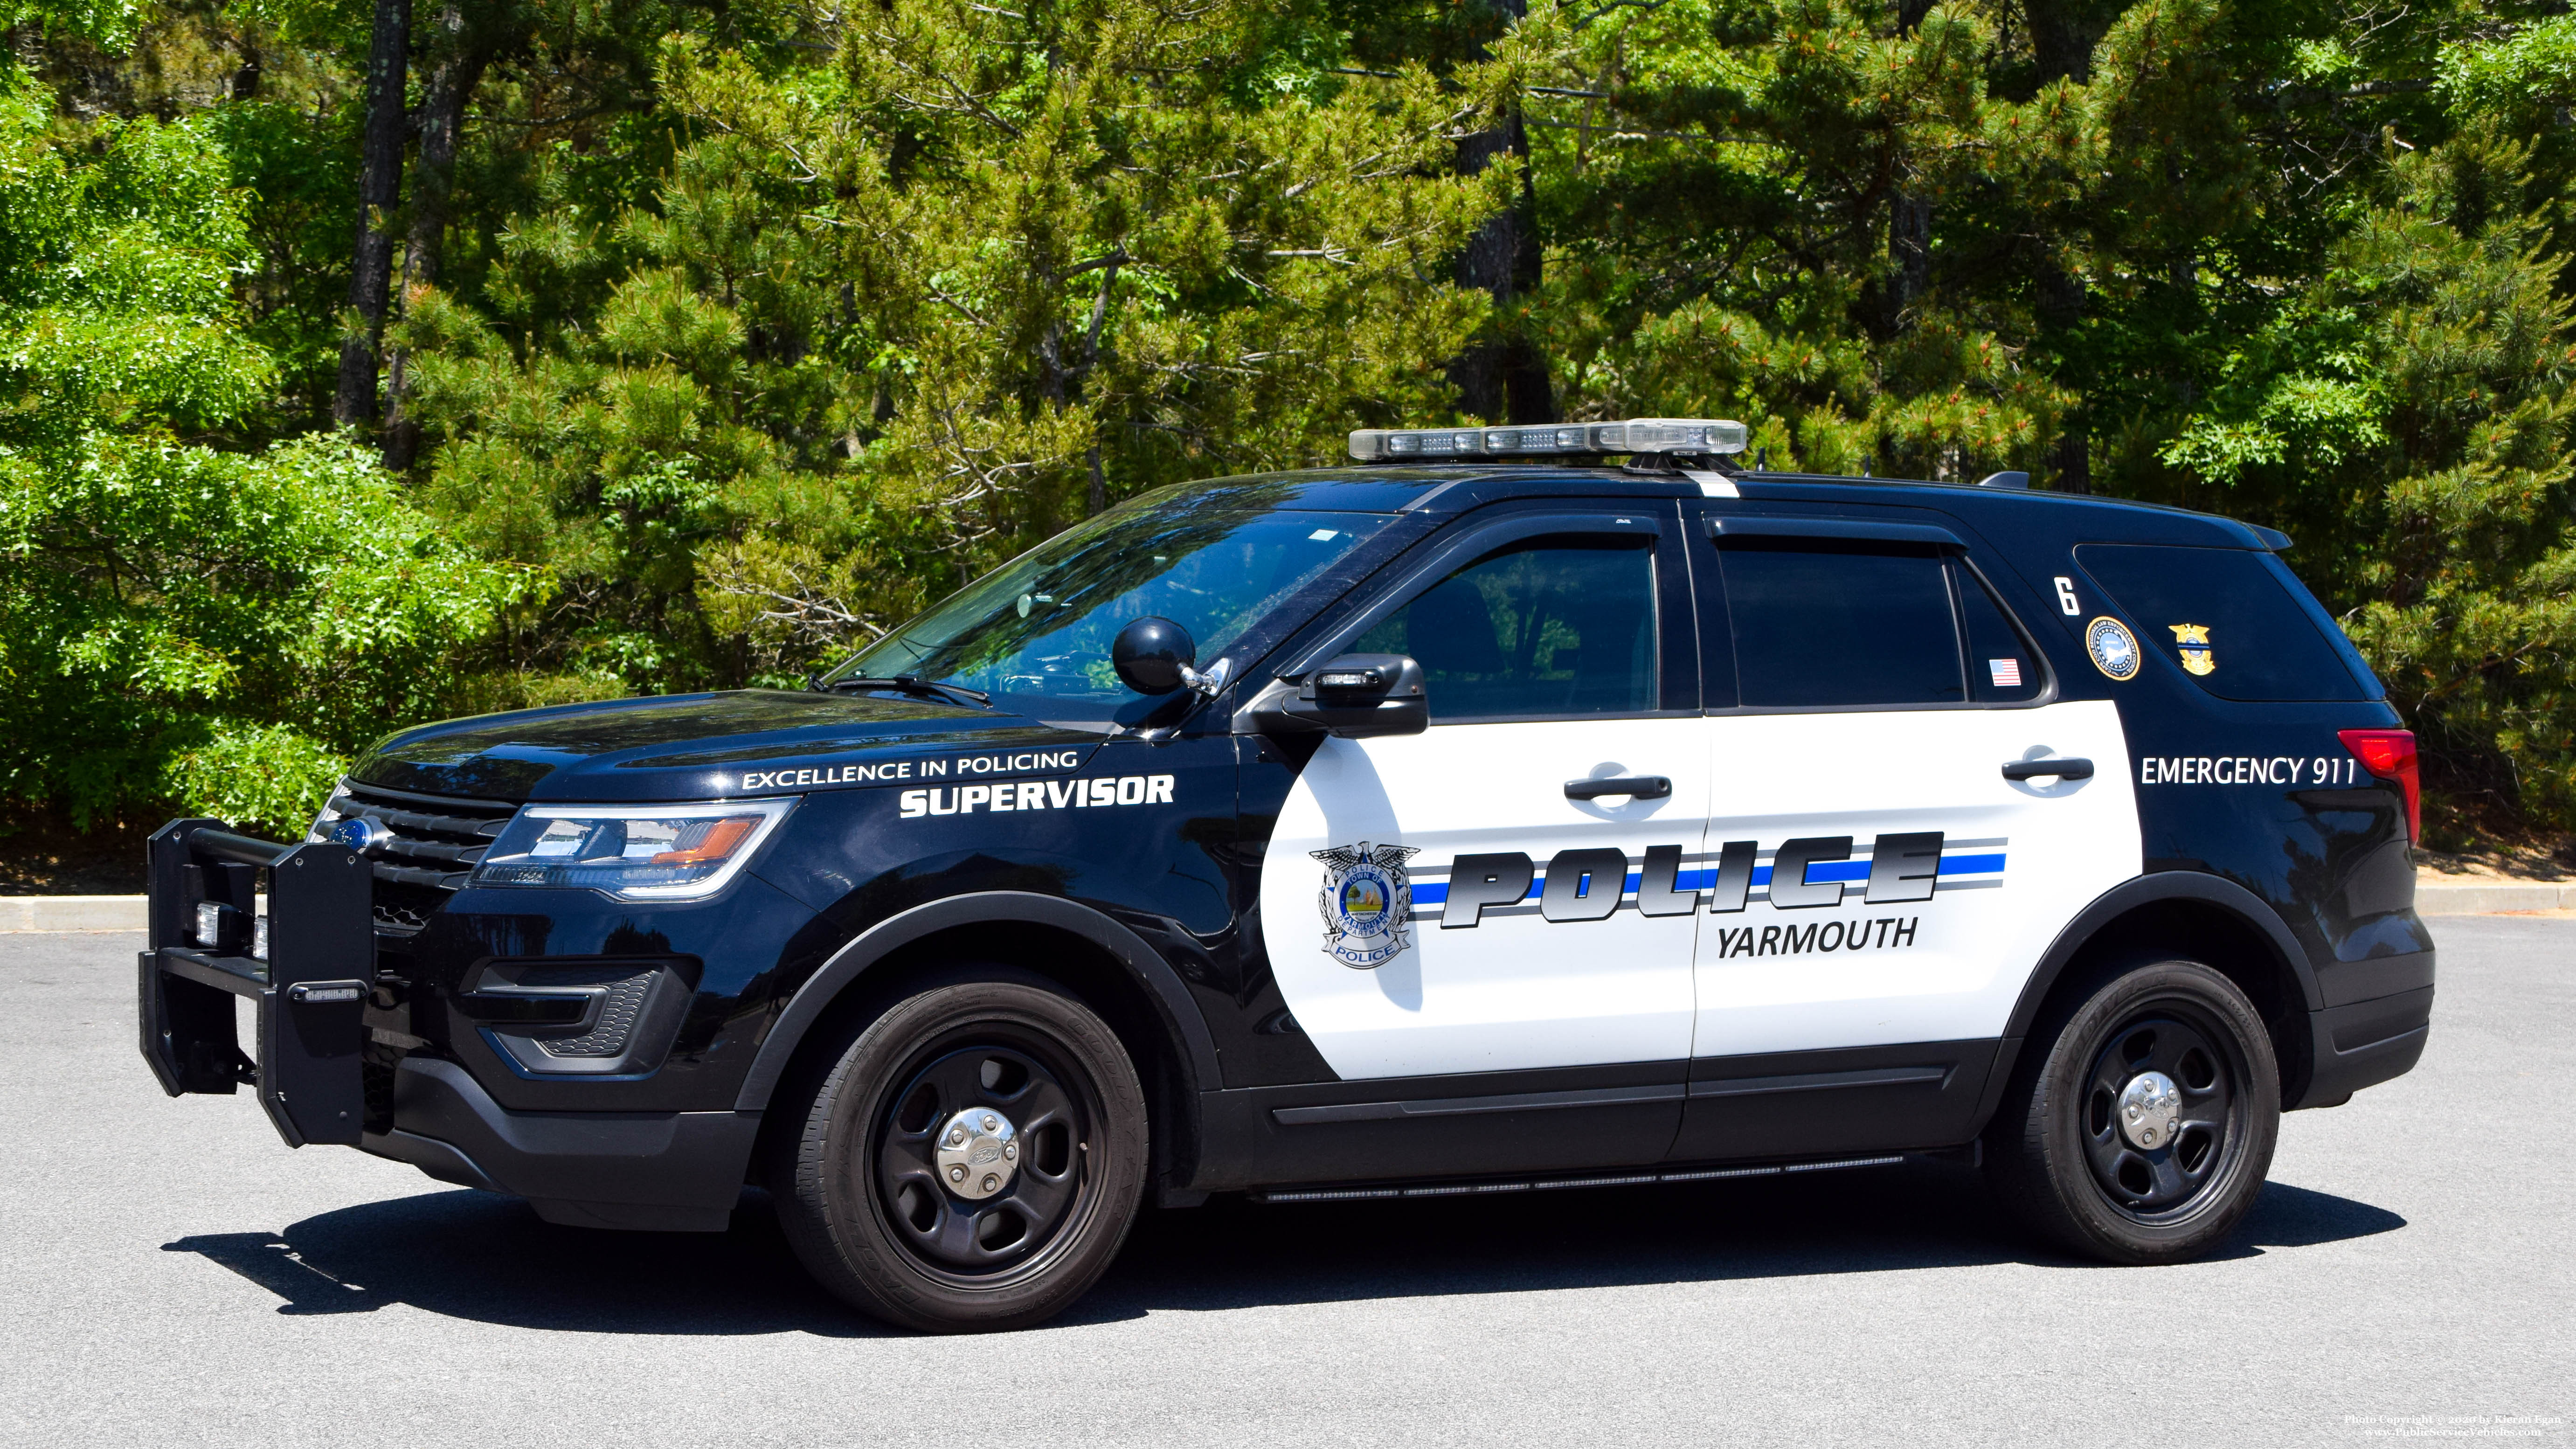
[935, 1108, 1019, 1200]
[2117, 1070, 2182, 1150]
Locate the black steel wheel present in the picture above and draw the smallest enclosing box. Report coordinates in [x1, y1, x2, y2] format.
[2075, 1007, 2246, 1220]
[873, 1040, 1092, 1277]
[1985, 957, 2279, 1264]
[770, 965, 1148, 1332]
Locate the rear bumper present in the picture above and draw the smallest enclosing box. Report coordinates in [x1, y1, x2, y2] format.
[360, 1057, 758, 1232]
[2296, 977, 2434, 1109]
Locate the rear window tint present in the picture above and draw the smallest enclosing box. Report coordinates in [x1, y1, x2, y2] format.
[2075, 544, 2368, 701]
[1721, 541, 1965, 707]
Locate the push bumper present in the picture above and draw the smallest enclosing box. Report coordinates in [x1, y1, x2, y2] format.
[137, 819, 374, 1147]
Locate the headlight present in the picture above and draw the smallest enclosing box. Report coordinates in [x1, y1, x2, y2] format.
[468, 800, 794, 901]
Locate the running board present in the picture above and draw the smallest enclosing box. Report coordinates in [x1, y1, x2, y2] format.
[1248, 1153, 1910, 1205]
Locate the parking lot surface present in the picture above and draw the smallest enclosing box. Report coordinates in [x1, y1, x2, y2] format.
[1, 918, 2568, 1447]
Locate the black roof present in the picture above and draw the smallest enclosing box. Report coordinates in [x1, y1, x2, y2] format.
[1158, 464, 2290, 552]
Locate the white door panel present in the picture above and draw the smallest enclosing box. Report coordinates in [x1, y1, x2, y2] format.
[1261, 718, 1709, 1078]
[1691, 698, 2139, 1054]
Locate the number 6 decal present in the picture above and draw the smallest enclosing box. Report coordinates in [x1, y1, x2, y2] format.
[2054, 576, 2080, 615]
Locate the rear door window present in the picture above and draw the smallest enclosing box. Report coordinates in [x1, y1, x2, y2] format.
[2075, 544, 2369, 701]
[1719, 541, 1964, 707]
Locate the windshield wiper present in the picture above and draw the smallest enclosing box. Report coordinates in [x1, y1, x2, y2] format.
[817, 675, 993, 709]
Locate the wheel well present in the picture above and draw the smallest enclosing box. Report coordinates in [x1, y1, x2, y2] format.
[2041, 899, 2312, 1102]
[751, 920, 1195, 1194]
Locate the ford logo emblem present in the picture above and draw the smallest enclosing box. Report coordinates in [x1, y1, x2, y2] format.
[327, 816, 393, 854]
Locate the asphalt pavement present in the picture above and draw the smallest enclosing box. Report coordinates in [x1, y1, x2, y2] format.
[1, 919, 2568, 1447]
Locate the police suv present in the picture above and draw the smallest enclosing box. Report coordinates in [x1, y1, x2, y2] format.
[138, 418, 2434, 1332]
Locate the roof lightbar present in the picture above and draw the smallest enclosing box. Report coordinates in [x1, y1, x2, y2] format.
[1348, 417, 1748, 462]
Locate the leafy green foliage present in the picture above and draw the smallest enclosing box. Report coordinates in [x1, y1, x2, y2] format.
[395, 0, 1508, 698]
[4, 0, 2576, 848]
[0, 83, 534, 835]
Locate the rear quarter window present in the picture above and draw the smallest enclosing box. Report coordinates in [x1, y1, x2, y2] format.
[2074, 544, 2372, 701]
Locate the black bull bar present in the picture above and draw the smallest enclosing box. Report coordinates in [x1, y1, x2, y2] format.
[138, 818, 374, 1147]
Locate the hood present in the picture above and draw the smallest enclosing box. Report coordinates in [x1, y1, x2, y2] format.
[350, 690, 1105, 804]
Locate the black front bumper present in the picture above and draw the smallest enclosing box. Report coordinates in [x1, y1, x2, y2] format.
[139, 818, 757, 1231]
[361, 1058, 756, 1231]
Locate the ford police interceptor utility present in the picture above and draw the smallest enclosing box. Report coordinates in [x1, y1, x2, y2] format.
[137, 417, 2434, 1332]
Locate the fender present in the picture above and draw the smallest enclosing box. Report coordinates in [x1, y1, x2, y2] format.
[2002, 869, 2320, 1042]
[1972, 869, 2321, 1134]
[732, 890, 1223, 1114]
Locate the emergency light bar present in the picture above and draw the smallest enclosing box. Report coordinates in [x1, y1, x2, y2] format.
[1348, 417, 1749, 462]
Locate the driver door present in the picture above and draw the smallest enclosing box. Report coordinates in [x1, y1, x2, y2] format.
[1251, 504, 1706, 1178]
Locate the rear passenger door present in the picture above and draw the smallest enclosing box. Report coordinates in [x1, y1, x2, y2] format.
[1672, 512, 2141, 1159]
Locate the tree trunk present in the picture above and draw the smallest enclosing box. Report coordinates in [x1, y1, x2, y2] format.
[1447, 0, 1552, 426]
[2037, 265, 2091, 493]
[1882, 187, 1932, 335]
[2022, 0, 2116, 493]
[385, 1, 492, 470]
[2022, 0, 2121, 85]
[333, 0, 411, 429]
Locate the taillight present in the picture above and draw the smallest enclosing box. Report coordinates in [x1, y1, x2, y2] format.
[2338, 728, 2420, 843]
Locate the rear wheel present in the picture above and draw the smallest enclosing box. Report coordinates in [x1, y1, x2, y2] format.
[771, 967, 1148, 1331]
[1985, 957, 2279, 1264]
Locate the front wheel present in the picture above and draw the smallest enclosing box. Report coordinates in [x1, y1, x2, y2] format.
[770, 967, 1148, 1331]
[1985, 957, 2280, 1264]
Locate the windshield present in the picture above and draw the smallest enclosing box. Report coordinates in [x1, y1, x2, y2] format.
[826, 489, 1393, 720]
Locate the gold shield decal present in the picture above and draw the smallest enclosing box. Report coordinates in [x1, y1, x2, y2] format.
[2169, 623, 2215, 676]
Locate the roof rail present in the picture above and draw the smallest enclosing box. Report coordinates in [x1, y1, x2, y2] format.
[1976, 471, 2030, 489]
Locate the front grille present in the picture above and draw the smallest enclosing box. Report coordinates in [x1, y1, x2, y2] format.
[314, 779, 519, 934]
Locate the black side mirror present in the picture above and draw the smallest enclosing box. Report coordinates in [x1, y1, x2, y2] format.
[1252, 653, 1428, 737]
[1112, 616, 1197, 694]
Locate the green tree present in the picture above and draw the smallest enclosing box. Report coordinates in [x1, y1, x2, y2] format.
[2163, 127, 2576, 833]
[0, 82, 533, 834]
[398, 0, 1510, 690]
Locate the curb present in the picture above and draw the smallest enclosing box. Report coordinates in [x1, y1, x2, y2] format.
[3, 896, 148, 932]
[2413, 880, 2576, 915]
[4, 880, 2570, 933]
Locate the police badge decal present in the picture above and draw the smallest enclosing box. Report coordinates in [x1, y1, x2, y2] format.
[2169, 622, 2216, 676]
[1311, 841, 1421, 970]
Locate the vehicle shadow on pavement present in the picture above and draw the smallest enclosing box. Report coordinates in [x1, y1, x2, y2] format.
[159, 1162, 2404, 1334]
[163, 1188, 876, 1336]
[1070, 1162, 2409, 1323]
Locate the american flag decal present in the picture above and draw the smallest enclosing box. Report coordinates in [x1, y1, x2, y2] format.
[1988, 658, 2023, 688]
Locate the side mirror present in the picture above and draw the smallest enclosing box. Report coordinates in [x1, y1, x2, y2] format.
[1112, 616, 1197, 694]
[1252, 653, 1427, 738]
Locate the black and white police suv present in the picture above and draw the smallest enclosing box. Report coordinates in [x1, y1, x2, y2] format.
[138, 417, 2434, 1331]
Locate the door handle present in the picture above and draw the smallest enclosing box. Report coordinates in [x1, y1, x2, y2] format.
[2001, 758, 2094, 781]
[1565, 776, 1673, 801]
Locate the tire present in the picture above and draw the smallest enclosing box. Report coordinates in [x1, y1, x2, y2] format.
[769, 965, 1149, 1332]
[1984, 957, 2280, 1264]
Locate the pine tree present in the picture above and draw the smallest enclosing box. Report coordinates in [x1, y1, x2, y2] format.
[399, 0, 1510, 687]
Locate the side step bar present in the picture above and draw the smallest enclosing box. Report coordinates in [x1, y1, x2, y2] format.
[138, 819, 374, 1148]
[1248, 1153, 1911, 1205]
